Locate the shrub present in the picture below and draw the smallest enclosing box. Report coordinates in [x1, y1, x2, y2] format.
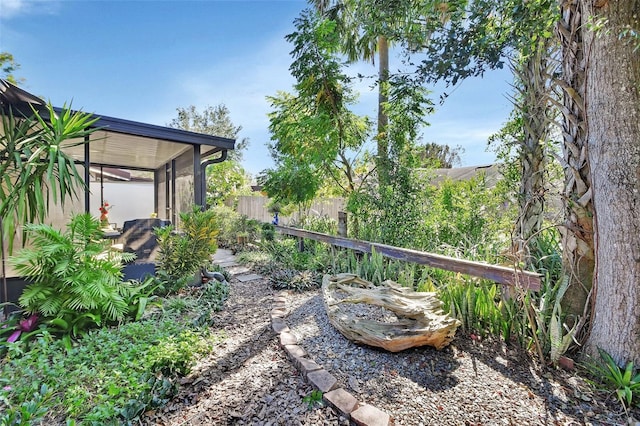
[0, 316, 223, 423]
[269, 269, 321, 292]
[9, 213, 137, 331]
[210, 205, 241, 248]
[155, 206, 219, 292]
[584, 348, 640, 411]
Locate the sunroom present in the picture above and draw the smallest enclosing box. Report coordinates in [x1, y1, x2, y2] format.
[0, 79, 235, 302]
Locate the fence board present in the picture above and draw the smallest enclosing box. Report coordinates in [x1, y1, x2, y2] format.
[235, 195, 345, 224]
[276, 225, 541, 291]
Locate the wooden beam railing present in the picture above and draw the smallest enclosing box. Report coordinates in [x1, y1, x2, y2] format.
[275, 226, 542, 291]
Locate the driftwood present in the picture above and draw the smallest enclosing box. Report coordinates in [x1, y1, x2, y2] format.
[322, 273, 461, 352]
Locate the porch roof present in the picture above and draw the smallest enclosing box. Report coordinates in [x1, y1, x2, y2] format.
[0, 79, 235, 171]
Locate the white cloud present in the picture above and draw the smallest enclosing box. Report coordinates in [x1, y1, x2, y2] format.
[0, 0, 59, 20]
[0, 0, 27, 19]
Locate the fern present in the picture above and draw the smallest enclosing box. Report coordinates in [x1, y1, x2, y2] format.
[10, 213, 139, 330]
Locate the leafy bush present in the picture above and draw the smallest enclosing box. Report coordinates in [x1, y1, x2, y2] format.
[269, 269, 321, 292]
[156, 206, 219, 292]
[261, 222, 276, 241]
[210, 205, 241, 248]
[9, 213, 138, 331]
[0, 315, 223, 423]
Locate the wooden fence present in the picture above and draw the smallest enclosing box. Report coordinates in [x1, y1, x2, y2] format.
[235, 195, 345, 224]
[276, 225, 542, 291]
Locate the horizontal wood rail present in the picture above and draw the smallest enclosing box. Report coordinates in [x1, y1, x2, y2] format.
[275, 226, 541, 291]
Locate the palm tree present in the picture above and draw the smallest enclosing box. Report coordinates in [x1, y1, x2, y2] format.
[555, 0, 594, 325]
[309, 0, 431, 186]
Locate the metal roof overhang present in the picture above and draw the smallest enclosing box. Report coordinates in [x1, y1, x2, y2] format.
[61, 112, 236, 171]
[1, 79, 236, 172]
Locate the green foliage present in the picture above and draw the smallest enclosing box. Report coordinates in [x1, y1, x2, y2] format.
[0, 52, 21, 84]
[419, 174, 515, 257]
[155, 206, 219, 292]
[236, 250, 278, 275]
[0, 383, 50, 426]
[205, 160, 250, 207]
[261, 222, 276, 241]
[209, 205, 241, 248]
[0, 315, 224, 423]
[349, 162, 428, 248]
[0, 103, 100, 251]
[438, 277, 524, 342]
[10, 213, 137, 329]
[291, 213, 337, 236]
[146, 329, 212, 376]
[167, 104, 251, 206]
[413, 142, 463, 168]
[302, 389, 323, 409]
[584, 348, 640, 410]
[168, 104, 249, 161]
[263, 9, 371, 207]
[258, 158, 322, 208]
[269, 269, 321, 292]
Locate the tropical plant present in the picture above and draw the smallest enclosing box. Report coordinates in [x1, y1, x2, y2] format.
[265, 9, 371, 206]
[302, 389, 323, 409]
[155, 206, 219, 292]
[584, 348, 640, 411]
[0, 383, 50, 426]
[269, 268, 321, 292]
[0, 102, 99, 251]
[9, 213, 137, 331]
[168, 104, 251, 206]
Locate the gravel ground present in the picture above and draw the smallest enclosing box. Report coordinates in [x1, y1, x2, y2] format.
[144, 269, 639, 426]
[143, 274, 347, 425]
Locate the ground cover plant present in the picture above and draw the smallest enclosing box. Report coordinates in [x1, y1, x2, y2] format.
[1, 207, 229, 424]
[0, 279, 229, 424]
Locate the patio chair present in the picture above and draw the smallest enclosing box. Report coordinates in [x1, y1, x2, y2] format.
[121, 218, 170, 281]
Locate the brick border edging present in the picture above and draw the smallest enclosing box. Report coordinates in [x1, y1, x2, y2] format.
[271, 292, 394, 426]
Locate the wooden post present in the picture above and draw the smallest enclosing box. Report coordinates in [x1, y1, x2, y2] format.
[338, 211, 348, 237]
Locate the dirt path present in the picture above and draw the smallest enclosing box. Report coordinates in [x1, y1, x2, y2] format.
[143, 252, 346, 426]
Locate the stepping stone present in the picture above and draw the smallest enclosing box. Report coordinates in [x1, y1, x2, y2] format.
[215, 261, 238, 268]
[236, 274, 262, 282]
[227, 266, 251, 275]
[213, 249, 234, 259]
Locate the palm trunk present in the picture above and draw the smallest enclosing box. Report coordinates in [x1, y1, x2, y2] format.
[512, 41, 553, 266]
[376, 35, 390, 188]
[556, 0, 595, 325]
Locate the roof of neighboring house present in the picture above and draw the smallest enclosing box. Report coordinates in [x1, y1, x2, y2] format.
[425, 164, 502, 187]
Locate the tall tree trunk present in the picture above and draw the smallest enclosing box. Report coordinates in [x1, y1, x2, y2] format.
[512, 40, 553, 266]
[582, 0, 640, 366]
[556, 0, 595, 326]
[376, 35, 390, 188]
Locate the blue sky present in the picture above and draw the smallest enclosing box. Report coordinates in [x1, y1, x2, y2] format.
[1, 0, 514, 177]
